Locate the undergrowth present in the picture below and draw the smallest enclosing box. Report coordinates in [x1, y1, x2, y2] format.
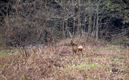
[0, 38, 128, 80]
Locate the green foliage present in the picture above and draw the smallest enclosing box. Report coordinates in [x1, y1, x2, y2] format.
[0, 50, 10, 57]
[67, 63, 101, 71]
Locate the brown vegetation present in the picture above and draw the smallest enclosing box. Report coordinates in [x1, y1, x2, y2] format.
[0, 38, 128, 80]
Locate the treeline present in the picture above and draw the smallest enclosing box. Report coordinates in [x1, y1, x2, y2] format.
[0, 0, 129, 47]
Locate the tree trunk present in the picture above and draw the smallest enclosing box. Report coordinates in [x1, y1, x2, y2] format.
[96, 4, 99, 40]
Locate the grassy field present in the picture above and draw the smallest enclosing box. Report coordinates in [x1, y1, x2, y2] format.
[0, 38, 129, 80]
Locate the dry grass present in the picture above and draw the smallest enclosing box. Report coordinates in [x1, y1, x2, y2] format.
[0, 38, 129, 80]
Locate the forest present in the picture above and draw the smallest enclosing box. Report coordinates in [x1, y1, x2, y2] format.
[0, 0, 129, 80]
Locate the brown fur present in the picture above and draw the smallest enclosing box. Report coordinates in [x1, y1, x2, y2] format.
[70, 40, 78, 46]
[70, 40, 83, 54]
[72, 46, 78, 54]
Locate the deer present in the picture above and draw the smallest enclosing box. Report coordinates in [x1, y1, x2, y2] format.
[70, 40, 83, 55]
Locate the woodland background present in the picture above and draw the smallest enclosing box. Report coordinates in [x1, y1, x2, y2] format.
[0, 0, 129, 80]
[0, 0, 129, 47]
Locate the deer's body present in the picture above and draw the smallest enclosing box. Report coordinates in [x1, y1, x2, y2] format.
[70, 40, 83, 54]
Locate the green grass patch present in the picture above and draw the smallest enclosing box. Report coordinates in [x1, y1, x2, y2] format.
[94, 45, 122, 51]
[0, 50, 11, 57]
[72, 63, 99, 70]
[111, 56, 125, 64]
[65, 63, 102, 71]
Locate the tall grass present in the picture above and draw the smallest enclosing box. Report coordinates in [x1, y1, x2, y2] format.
[0, 38, 128, 80]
